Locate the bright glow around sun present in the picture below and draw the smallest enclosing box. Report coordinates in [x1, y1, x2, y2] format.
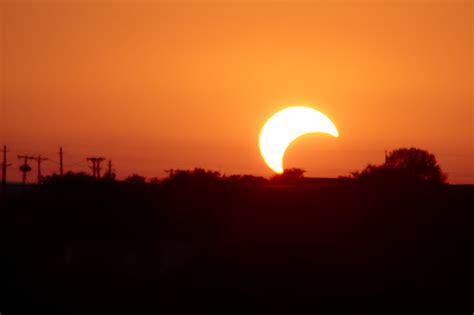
[259, 106, 339, 174]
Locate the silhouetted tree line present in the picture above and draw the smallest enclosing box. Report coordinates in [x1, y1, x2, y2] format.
[24, 148, 447, 189]
[0, 148, 472, 314]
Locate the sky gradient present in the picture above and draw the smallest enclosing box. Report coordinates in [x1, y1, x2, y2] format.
[1, 1, 472, 183]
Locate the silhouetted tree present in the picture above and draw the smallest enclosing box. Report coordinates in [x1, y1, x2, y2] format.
[162, 168, 222, 186]
[225, 174, 268, 187]
[270, 168, 306, 183]
[102, 171, 116, 181]
[148, 177, 161, 185]
[125, 174, 147, 185]
[351, 148, 447, 184]
[42, 171, 96, 185]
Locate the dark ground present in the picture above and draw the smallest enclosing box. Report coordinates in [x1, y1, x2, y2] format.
[0, 175, 473, 313]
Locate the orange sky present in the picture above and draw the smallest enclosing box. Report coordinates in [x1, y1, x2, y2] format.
[1, 1, 473, 183]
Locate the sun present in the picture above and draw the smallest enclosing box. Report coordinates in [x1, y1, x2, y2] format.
[259, 106, 339, 173]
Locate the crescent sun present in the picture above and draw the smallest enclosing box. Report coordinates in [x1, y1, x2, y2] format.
[259, 106, 339, 174]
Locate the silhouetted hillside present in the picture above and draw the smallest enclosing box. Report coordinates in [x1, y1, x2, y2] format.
[0, 172, 473, 313]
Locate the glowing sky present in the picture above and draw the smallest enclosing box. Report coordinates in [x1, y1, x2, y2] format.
[1, 1, 472, 183]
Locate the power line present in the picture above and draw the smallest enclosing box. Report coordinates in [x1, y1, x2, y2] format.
[48, 158, 86, 169]
[65, 160, 88, 167]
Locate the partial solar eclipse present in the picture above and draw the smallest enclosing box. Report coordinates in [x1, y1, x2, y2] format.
[259, 106, 339, 173]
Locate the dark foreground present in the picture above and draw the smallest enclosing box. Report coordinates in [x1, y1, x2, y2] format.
[1, 175, 473, 313]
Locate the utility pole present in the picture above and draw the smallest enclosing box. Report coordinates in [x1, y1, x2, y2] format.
[18, 155, 34, 186]
[31, 155, 48, 183]
[87, 158, 96, 178]
[2, 145, 11, 195]
[107, 160, 113, 179]
[87, 157, 105, 179]
[59, 147, 64, 176]
[97, 158, 105, 178]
